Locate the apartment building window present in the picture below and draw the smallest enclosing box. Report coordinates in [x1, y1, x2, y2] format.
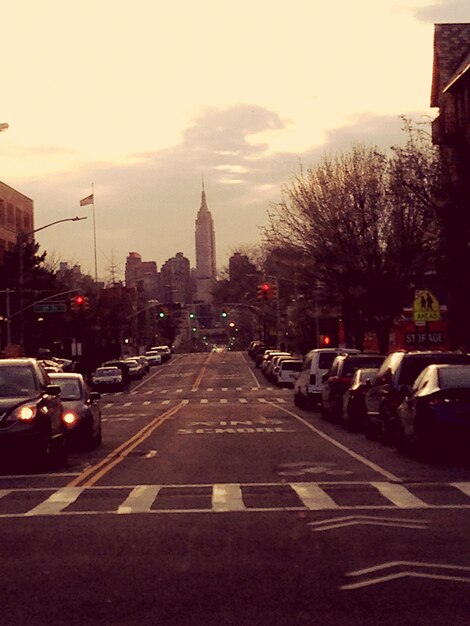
[7, 203, 14, 228]
[0, 199, 5, 226]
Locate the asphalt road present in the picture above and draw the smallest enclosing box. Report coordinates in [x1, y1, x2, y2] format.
[1, 351, 470, 625]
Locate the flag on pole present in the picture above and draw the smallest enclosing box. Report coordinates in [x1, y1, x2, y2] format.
[80, 193, 94, 206]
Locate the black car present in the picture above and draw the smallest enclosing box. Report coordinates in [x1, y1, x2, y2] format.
[0, 358, 67, 468]
[321, 353, 385, 421]
[341, 367, 379, 431]
[50, 373, 102, 450]
[364, 350, 470, 444]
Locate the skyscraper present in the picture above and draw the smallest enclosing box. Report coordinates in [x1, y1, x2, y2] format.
[194, 180, 217, 303]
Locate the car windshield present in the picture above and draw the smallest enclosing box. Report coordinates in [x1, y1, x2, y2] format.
[52, 378, 82, 400]
[438, 366, 470, 389]
[96, 368, 120, 376]
[0, 366, 38, 397]
[400, 354, 470, 386]
[318, 353, 338, 369]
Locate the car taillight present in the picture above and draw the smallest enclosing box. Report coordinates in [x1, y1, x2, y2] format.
[63, 411, 78, 426]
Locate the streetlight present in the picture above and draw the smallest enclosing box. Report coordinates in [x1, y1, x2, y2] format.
[17, 216, 87, 352]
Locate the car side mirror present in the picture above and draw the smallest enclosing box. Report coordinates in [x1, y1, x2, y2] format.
[89, 391, 101, 401]
[46, 384, 62, 396]
[322, 373, 329, 383]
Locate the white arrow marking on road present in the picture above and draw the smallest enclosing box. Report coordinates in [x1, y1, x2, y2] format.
[307, 515, 429, 532]
[341, 561, 470, 590]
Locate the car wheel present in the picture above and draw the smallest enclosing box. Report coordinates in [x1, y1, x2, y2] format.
[94, 418, 102, 447]
[364, 414, 376, 440]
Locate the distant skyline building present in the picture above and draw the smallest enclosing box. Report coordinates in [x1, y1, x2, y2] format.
[194, 180, 217, 303]
[125, 252, 158, 299]
[159, 252, 192, 305]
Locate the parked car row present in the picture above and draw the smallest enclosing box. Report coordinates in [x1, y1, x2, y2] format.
[248, 342, 303, 388]
[91, 346, 172, 392]
[287, 346, 470, 458]
[0, 358, 102, 471]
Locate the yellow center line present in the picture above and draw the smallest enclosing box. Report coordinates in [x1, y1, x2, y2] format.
[191, 352, 213, 392]
[67, 401, 186, 488]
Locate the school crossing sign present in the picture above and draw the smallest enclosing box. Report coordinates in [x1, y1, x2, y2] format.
[413, 289, 441, 322]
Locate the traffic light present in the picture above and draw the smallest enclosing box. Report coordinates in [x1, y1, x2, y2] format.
[70, 295, 84, 312]
[221, 308, 228, 319]
[257, 283, 272, 301]
[158, 308, 166, 319]
[319, 334, 331, 346]
[189, 312, 196, 319]
[82, 296, 90, 310]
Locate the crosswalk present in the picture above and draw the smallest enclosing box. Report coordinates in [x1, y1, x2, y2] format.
[102, 397, 287, 409]
[1, 481, 470, 517]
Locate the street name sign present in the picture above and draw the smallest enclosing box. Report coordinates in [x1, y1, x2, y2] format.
[33, 302, 67, 313]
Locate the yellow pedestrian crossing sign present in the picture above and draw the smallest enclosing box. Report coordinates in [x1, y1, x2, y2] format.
[413, 289, 440, 322]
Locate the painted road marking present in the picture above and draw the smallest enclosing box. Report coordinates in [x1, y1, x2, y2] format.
[291, 483, 339, 510]
[272, 402, 401, 482]
[371, 482, 428, 508]
[143, 401, 151, 406]
[453, 482, 470, 497]
[162, 400, 170, 405]
[118, 485, 161, 514]
[212, 484, 246, 512]
[201, 399, 208, 404]
[307, 515, 430, 532]
[341, 561, 470, 590]
[207, 388, 214, 391]
[257, 398, 267, 403]
[2, 482, 470, 517]
[220, 399, 228, 404]
[25, 487, 84, 516]
[239, 398, 248, 403]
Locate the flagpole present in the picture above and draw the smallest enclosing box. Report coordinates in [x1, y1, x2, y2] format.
[92, 182, 98, 282]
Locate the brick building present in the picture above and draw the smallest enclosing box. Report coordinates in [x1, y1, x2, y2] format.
[431, 23, 470, 347]
[0, 181, 34, 262]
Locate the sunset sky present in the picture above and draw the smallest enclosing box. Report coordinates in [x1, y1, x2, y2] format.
[1, 0, 469, 280]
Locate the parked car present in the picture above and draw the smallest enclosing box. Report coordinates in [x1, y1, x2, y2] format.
[150, 346, 172, 362]
[364, 350, 470, 444]
[123, 358, 145, 379]
[91, 366, 124, 391]
[261, 351, 292, 377]
[0, 358, 66, 468]
[267, 354, 294, 382]
[248, 340, 265, 359]
[341, 368, 379, 431]
[144, 351, 163, 366]
[321, 353, 385, 421]
[294, 348, 360, 409]
[396, 364, 470, 455]
[50, 373, 102, 449]
[273, 358, 303, 388]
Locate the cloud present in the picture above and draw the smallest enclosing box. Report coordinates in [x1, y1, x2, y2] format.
[11, 105, 416, 278]
[414, 0, 470, 23]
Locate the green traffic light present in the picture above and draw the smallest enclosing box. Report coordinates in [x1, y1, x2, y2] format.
[189, 312, 195, 319]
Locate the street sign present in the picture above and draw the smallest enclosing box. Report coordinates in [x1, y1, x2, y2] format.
[413, 290, 441, 322]
[33, 302, 67, 313]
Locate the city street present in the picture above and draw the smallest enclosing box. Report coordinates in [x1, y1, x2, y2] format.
[1, 351, 470, 625]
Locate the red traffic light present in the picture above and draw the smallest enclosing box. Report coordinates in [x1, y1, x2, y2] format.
[70, 295, 89, 312]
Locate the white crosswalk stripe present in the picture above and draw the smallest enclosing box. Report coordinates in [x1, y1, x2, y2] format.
[1, 481, 469, 517]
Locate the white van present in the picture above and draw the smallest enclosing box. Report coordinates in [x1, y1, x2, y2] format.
[294, 348, 360, 408]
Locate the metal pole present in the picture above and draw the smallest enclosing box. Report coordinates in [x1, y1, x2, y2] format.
[92, 183, 98, 283]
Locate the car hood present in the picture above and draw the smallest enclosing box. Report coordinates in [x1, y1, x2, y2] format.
[0, 395, 38, 414]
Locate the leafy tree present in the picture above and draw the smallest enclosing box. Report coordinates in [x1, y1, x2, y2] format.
[263, 126, 441, 352]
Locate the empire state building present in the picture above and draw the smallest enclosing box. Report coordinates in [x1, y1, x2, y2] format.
[194, 181, 217, 303]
